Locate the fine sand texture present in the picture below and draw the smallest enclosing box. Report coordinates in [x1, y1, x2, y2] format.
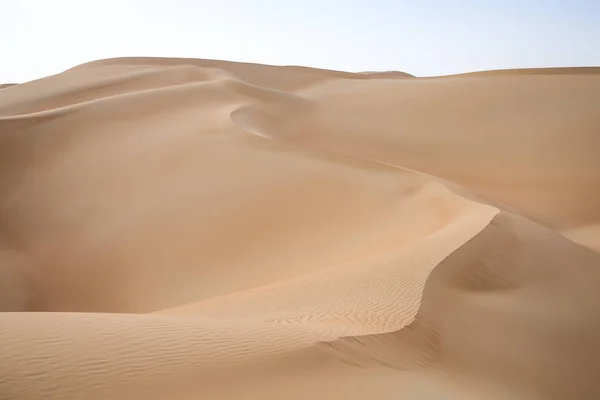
[0, 58, 600, 399]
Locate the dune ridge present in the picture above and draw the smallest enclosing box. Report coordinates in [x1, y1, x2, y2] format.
[0, 57, 599, 399]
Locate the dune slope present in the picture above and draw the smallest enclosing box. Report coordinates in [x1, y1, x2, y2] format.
[0, 57, 599, 399]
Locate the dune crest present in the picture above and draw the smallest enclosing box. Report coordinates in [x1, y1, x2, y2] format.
[0, 57, 599, 399]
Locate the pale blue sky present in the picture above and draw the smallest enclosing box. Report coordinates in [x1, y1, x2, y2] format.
[2, 0, 599, 82]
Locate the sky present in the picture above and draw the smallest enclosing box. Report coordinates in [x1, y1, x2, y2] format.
[2, 0, 599, 82]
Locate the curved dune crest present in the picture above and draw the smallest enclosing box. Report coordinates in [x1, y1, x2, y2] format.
[0, 58, 599, 399]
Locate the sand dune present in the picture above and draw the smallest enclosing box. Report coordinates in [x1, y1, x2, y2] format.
[0, 57, 599, 399]
[453, 66, 600, 77]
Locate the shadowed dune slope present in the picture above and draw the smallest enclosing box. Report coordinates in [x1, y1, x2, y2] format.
[0, 57, 599, 399]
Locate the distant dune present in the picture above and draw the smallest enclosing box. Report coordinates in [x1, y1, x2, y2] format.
[0, 57, 599, 400]
[451, 66, 600, 77]
[359, 70, 415, 77]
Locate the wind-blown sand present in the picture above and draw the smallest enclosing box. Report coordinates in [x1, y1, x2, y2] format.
[0, 58, 599, 399]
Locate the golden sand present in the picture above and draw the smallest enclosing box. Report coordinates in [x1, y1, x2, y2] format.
[1, 58, 599, 399]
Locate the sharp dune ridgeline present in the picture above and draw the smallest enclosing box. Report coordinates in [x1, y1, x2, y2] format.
[1, 57, 600, 399]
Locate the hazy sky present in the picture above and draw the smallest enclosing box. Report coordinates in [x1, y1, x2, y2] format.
[2, 0, 599, 82]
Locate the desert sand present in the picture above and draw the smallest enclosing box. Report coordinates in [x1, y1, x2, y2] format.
[0, 57, 599, 399]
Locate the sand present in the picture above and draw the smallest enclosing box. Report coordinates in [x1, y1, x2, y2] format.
[0, 57, 599, 400]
